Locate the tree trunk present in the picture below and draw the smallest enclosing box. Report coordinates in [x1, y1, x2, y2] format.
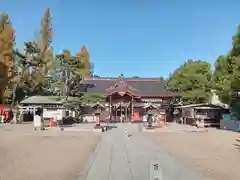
[11, 83, 17, 108]
[0, 88, 4, 104]
[10, 83, 18, 124]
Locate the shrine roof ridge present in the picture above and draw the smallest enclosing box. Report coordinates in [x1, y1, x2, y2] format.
[80, 75, 181, 98]
[84, 76, 163, 82]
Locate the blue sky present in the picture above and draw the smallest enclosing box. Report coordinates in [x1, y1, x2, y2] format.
[2, 0, 240, 77]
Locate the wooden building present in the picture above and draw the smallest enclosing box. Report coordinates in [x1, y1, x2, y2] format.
[80, 74, 180, 122]
[19, 96, 64, 123]
[175, 103, 229, 127]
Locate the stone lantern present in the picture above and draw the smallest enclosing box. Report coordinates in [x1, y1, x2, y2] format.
[92, 102, 104, 128]
[144, 103, 158, 127]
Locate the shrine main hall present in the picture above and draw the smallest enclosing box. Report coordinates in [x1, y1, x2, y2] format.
[80, 74, 180, 122]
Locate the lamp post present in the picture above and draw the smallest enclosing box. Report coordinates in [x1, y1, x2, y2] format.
[144, 103, 157, 128]
[92, 102, 104, 128]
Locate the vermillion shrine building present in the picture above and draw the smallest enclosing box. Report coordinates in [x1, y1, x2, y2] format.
[81, 74, 180, 122]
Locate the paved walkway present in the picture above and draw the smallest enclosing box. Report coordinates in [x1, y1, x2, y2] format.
[79, 123, 210, 180]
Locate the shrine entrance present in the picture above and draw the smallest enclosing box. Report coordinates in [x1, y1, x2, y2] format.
[108, 93, 133, 122]
[111, 102, 131, 122]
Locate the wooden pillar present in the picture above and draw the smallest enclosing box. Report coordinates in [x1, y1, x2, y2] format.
[120, 103, 122, 119]
[115, 105, 117, 121]
[131, 97, 133, 121]
[109, 95, 112, 121]
[125, 106, 127, 121]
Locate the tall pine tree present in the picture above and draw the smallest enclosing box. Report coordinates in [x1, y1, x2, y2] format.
[213, 24, 240, 104]
[0, 13, 15, 104]
[75, 45, 93, 77]
[230, 25, 240, 92]
[25, 8, 54, 95]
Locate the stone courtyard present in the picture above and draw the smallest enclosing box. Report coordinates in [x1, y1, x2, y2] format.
[0, 123, 240, 180]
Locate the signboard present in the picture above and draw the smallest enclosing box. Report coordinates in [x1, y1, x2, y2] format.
[142, 98, 162, 102]
[147, 109, 156, 115]
[150, 159, 162, 180]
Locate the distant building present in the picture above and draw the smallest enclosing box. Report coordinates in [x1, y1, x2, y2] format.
[79, 74, 180, 122]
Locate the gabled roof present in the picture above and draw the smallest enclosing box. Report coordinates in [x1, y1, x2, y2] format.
[105, 76, 143, 97]
[20, 96, 63, 105]
[81, 75, 180, 97]
[176, 103, 229, 110]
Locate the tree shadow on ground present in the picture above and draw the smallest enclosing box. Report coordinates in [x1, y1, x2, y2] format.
[233, 139, 240, 151]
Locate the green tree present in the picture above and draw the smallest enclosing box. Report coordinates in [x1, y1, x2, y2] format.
[56, 49, 83, 100]
[212, 56, 231, 103]
[55, 46, 96, 105]
[229, 25, 240, 92]
[10, 49, 32, 107]
[78, 93, 105, 104]
[55, 49, 71, 100]
[9, 8, 55, 109]
[24, 8, 54, 95]
[166, 60, 212, 104]
[212, 25, 240, 104]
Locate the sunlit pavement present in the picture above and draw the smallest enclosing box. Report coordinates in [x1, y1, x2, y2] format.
[79, 123, 209, 180]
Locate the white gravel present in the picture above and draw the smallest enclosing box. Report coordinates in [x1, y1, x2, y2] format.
[149, 128, 240, 180]
[0, 124, 101, 180]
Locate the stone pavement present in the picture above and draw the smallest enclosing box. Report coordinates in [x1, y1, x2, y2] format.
[79, 123, 210, 180]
